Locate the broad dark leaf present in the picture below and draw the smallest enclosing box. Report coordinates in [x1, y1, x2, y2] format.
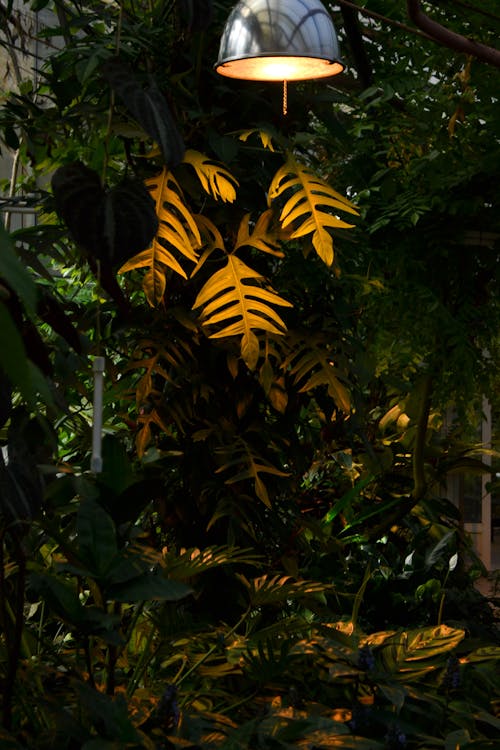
[107, 573, 192, 603]
[102, 58, 185, 166]
[0, 369, 12, 428]
[52, 163, 158, 266]
[28, 572, 121, 642]
[75, 684, 141, 744]
[0, 220, 37, 314]
[0, 410, 45, 523]
[77, 498, 119, 577]
[103, 178, 158, 265]
[51, 161, 106, 256]
[0, 451, 39, 524]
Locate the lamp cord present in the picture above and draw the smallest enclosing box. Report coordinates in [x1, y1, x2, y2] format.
[283, 80, 288, 116]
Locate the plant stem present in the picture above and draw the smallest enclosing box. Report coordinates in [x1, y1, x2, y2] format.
[2, 542, 26, 730]
[84, 637, 96, 688]
[412, 373, 433, 502]
[106, 602, 121, 695]
[126, 623, 160, 699]
[437, 570, 450, 626]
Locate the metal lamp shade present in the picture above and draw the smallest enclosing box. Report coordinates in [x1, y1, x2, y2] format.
[215, 0, 344, 81]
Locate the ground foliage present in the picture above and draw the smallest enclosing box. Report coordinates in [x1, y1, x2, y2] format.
[0, 0, 499, 747]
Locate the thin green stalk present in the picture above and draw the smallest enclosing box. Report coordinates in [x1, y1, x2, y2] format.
[218, 689, 259, 715]
[351, 562, 371, 630]
[437, 569, 451, 626]
[0, 532, 11, 654]
[126, 622, 159, 699]
[106, 601, 121, 695]
[175, 605, 252, 690]
[84, 637, 96, 688]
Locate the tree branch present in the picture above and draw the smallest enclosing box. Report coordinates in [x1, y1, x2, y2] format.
[333, 0, 431, 40]
[407, 0, 500, 68]
[340, 4, 374, 88]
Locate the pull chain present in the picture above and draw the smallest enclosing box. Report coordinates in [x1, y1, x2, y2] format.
[282, 80, 288, 116]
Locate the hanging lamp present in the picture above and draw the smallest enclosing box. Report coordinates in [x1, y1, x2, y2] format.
[215, 0, 344, 83]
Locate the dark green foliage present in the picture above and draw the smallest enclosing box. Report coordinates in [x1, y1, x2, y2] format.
[102, 57, 185, 167]
[51, 162, 105, 255]
[0, 0, 499, 747]
[51, 163, 159, 266]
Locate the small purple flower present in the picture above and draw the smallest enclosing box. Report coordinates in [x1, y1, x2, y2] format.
[384, 724, 407, 749]
[443, 654, 460, 690]
[358, 644, 375, 671]
[157, 684, 180, 729]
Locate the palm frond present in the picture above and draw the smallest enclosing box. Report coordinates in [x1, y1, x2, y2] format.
[237, 574, 332, 607]
[163, 545, 262, 580]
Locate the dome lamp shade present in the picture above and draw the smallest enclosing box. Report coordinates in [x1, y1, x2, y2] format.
[215, 0, 344, 82]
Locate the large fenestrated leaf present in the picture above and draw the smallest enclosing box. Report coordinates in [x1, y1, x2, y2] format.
[193, 254, 292, 370]
[183, 149, 238, 203]
[282, 333, 351, 414]
[268, 154, 358, 267]
[119, 168, 201, 306]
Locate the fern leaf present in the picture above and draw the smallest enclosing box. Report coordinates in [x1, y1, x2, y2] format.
[119, 167, 201, 306]
[193, 255, 292, 370]
[268, 155, 358, 267]
[238, 574, 331, 606]
[235, 210, 284, 257]
[183, 149, 238, 203]
[163, 545, 262, 580]
[283, 334, 351, 414]
[215, 438, 289, 507]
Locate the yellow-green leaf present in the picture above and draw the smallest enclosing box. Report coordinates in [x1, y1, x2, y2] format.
[283, 333, 351, 414]
[193, 255, 292, 369]
[190, 214, 226, 278]
[183, 149, 238, 202]
[268, 155, 358, 267]
[119, 167, 200, 305]
[215, 438, 289, 505]
[235, 210, 284, 257]
[238, 128, 277, 151]
[143, 267, 166, 308]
